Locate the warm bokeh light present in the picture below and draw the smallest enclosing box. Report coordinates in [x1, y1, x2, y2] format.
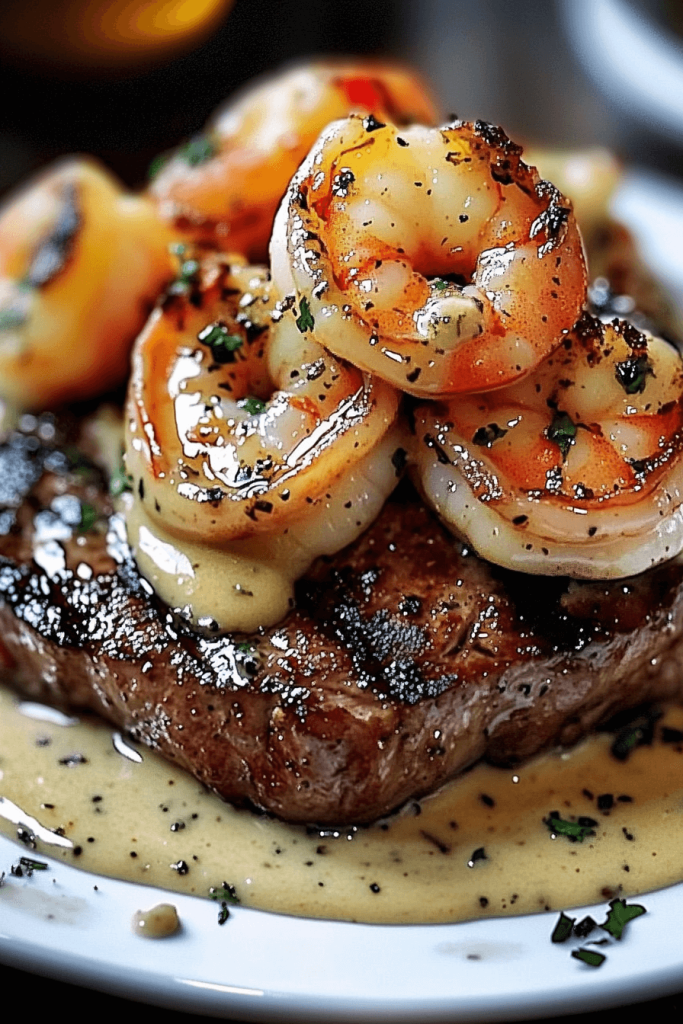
[0, 0, 234, 74]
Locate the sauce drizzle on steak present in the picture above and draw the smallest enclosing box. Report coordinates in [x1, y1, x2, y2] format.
[1, 415, 682, 824]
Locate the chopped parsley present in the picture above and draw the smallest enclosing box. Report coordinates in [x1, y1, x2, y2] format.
[432, 278, 449, 292]
[179, 135, 218, 167]
[78, 502, 98, 533]
[169, 257, 200, 295]
[544, 811, 596, 843]
[0, 306, 28, 331]
[147, 152, 170, 181]
[209, 882, 240, 904]
[551, 911, 575, 943]
[574, 915, 597, 939]
[571, 948, 606, 968]
[600, 898, 646, 940]
[551, 897, 647, 971]
[110, 457, 133, 498]
[546, 411, 576, 460]
[197, 322, 244, 363]
[238, 396, 266, 416]
[296, 297, 315, 333]
[610, 708, 661, 761]
[615, 354, 653, 395]
[18, 857, 48, 874]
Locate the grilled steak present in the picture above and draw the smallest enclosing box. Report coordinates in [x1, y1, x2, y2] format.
[1, 414, 683, 824]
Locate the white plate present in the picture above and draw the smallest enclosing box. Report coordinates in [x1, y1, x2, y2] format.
[2, 168, 683, 1022]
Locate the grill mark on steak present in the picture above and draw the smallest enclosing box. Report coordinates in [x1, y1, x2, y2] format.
[1, 416, 683, 824]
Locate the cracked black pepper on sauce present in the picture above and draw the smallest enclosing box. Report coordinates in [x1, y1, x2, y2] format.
[2, 687, 683, 925]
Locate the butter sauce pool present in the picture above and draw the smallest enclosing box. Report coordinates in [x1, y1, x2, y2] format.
[1, 686, 683, 924]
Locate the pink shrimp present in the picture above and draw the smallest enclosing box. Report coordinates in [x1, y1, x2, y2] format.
[410, 314, 683, 578]
[124, 252, 402, 631]
[148, 58, 439, 262]
[0, 157, 174, 409]
[271, 116, 587, 398]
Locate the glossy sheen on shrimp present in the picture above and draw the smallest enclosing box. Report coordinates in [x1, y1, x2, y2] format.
[410, 314, 683, 578]
[149, 59, 439, 262]
[0, 158, 174, 409]
[271, 117, 587, 399]
[124, 254, 402, 630]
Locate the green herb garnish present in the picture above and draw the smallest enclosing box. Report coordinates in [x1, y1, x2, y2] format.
[551, 911, 575, 943]
[197, 322, 244, 364]
[179, 135, 218, 167]
[169, 257, 200, 295]
[0, 306, 28, 331]
[217, 903, 230, 925]
[600, 898, 646, 940]
[238, 396, 266, 416]
[546, 411, 577, 460]
[20, 856, 48, 871]
[147, 152, 170, 181]
[432, 278, 449, 292]
[110, 457, 133, 498]
[544, 812, 596, 843]
[615, 354, 653, 395]
[571, 948, 606, 968]
[78, 502, 98, 533]
[574, 915, 597, 939]
[11, 857, 48, 877]
[296, 297, 315, 333]
[610, 708, 661, 761]
[209, 882, 240, 905]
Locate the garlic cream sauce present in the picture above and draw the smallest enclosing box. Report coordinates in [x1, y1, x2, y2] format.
[1, 685, 683, 924]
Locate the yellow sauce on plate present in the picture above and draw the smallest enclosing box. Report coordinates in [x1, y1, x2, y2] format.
[1, 686, 682, 924]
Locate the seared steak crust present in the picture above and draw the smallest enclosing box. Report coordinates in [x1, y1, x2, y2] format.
[1, 417, 683, 823]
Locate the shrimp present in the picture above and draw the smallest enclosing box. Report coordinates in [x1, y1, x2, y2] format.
[525, 146, 622, 250]
[0, 157, 174, 410]
[409, 313, 683, 579]
[530, 146, 683, 341]
[124, 253, 402, 631]
[148, 58, 439, 262]
[270, 116, 588, 399]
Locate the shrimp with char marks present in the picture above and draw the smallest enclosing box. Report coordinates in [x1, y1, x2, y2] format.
[271, 116, 587, 398]
[0, 158, 174, 410]
[410, 313, 683, 579]
[149, 59, 439, 262]
[125, 254, 402, 632]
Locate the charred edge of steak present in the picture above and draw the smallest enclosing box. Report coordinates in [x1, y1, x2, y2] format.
[1, 418, 683, 824]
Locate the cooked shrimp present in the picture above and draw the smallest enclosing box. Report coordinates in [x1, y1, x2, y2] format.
[124, 253, 402, 631]
[410, 313, 683, 579]
[526, 146, 621, 248]
[0, 158, 175, 410]
[149, 59, 439, 262]
[270, 117, 587, 398]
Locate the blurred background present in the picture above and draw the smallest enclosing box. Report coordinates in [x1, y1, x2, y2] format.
[1, 0, 683, 199]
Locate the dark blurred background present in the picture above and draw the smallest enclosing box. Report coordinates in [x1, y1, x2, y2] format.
[1, 0, 683, 199]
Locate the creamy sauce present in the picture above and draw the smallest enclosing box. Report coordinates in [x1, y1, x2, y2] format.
[132, 903, 180, 938]
[2, 685, 683, 924]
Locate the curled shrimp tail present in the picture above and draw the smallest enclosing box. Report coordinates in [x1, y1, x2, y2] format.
[271, 116, 587, 398]
[409, 314, 683, 579]
[125, 253, 403, 631]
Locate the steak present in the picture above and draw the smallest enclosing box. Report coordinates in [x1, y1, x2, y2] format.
[1, 414, 683, 824]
